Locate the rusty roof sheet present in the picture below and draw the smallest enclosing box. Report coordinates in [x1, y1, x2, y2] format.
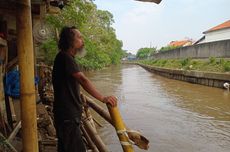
[136, 0, 162, 4]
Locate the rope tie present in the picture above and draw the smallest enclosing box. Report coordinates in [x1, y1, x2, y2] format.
[116, 129, 135, 146]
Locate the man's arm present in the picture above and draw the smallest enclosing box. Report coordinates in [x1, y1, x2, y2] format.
[72, 72, 117, 106]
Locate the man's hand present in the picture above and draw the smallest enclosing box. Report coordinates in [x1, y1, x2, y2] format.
[73, 72, 118, 107]
[102, 96, 117, 107]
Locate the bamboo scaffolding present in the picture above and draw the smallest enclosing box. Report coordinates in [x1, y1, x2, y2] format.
[0, 111, 7, 137]
[81, 94, 97, 131]
[93, 117, 103, 127]
[84, 96, 112, 124]
[16, 0, 38, 151]
[83, 95, 149, 150]
[84, 96, 134, 151]
[82, 117, 109, 152]
[7, 121, 21, 142]
[0, 132, 17, 152]
[81, 126, 99, 152]
[107, 105, 134, 152]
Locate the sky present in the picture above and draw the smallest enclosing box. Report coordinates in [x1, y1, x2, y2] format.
[94, 0, 230, 54]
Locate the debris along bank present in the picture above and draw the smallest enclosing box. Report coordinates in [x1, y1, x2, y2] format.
[0, 0, 162, 151]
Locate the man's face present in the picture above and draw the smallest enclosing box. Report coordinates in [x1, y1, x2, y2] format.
[72, 29, 85, 57]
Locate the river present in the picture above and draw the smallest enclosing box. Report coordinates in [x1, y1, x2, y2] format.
[84, 64, 230, 152]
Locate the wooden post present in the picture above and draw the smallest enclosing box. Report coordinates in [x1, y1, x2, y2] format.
[16, 0, 39, 152]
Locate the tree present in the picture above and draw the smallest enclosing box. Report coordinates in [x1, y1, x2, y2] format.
[136, 47, 156, 59]
[158, 45, 179, 52]
[41, 0, 123, 69]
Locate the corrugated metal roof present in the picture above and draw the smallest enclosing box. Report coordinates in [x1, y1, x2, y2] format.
[136, 0, 162, 4]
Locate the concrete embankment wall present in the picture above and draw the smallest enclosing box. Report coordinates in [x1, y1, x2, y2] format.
[151, 40, 230, 59]
[137, 63, 230, 89]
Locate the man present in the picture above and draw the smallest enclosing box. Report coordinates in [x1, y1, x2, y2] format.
[52, 26, 117, 152]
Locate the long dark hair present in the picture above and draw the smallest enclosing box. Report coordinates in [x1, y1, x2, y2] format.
[58, 26, 77, 52]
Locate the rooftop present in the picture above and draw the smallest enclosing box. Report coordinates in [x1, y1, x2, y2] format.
[169, 40, 193, 47]
[204, 20, 230, 33]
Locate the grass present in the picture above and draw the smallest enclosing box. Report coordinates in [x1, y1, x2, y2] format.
[139, 57, 230, 73]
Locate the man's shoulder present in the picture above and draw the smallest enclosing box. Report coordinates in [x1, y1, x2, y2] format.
[55, 51, 71, 61]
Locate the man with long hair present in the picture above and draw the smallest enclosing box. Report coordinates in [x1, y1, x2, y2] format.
[52, 26, 117, 152]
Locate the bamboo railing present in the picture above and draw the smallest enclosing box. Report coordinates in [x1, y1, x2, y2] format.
[81, 94, 150, 152]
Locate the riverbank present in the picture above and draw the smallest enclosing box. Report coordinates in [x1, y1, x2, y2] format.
[123, 60, 230, 89]
[139, 58, 230, 73]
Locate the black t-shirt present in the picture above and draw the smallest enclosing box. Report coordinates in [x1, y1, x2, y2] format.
[52, 51, 82, 121]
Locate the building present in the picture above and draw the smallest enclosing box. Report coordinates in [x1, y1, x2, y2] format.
[168, 39, 193, 47]
[195, 20, 230, 44]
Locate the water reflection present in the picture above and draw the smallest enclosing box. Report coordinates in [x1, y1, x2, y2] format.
[85, 64, 230, 152]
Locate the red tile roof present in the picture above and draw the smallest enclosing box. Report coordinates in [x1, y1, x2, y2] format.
[204, 20, 230, 33]
[169, 40, 193, 47]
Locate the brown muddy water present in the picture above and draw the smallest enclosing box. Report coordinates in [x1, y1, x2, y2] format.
[84, 64, 230, 152]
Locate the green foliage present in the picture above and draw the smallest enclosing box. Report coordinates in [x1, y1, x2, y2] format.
[40, 39, 58, 65]
[122, 50, 129, 58]
[224, 61, 230, 72]
[219, 58, 225, 65]
[136, 47, 156, 59]
[180, 58, 191, 66]
[42, 0, 123, 69]
[159, 46, 179, 52]
[139, 58, 230, 73]
[209, 57, 216, 64]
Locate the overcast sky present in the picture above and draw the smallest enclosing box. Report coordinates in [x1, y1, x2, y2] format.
[94, 0, 230, 54]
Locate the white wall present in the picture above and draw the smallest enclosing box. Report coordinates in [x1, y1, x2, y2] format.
[202, 28, 230, 43]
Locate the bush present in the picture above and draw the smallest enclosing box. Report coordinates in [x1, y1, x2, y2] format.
[192, 60, 198, 65]
[224, 61, 230, 72]
[180, 58, 191, 66]
[209, 57, 216, 64]
[219, 58, 225, 65]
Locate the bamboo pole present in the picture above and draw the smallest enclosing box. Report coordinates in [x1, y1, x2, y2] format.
[7, 121, 21, 142]
[0, 111, 7, 136]
[85, 96, 112, 124]
[85, 96, 149, 150]
[107, 105, 134, 152]
[93, 117, 103, 127]
[83, 117, 109, 152]
[81, 126, 99, 152]
[16, 0, 38, 152]
[81, 94, 97, 131]
[0, 132, 17, 152]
